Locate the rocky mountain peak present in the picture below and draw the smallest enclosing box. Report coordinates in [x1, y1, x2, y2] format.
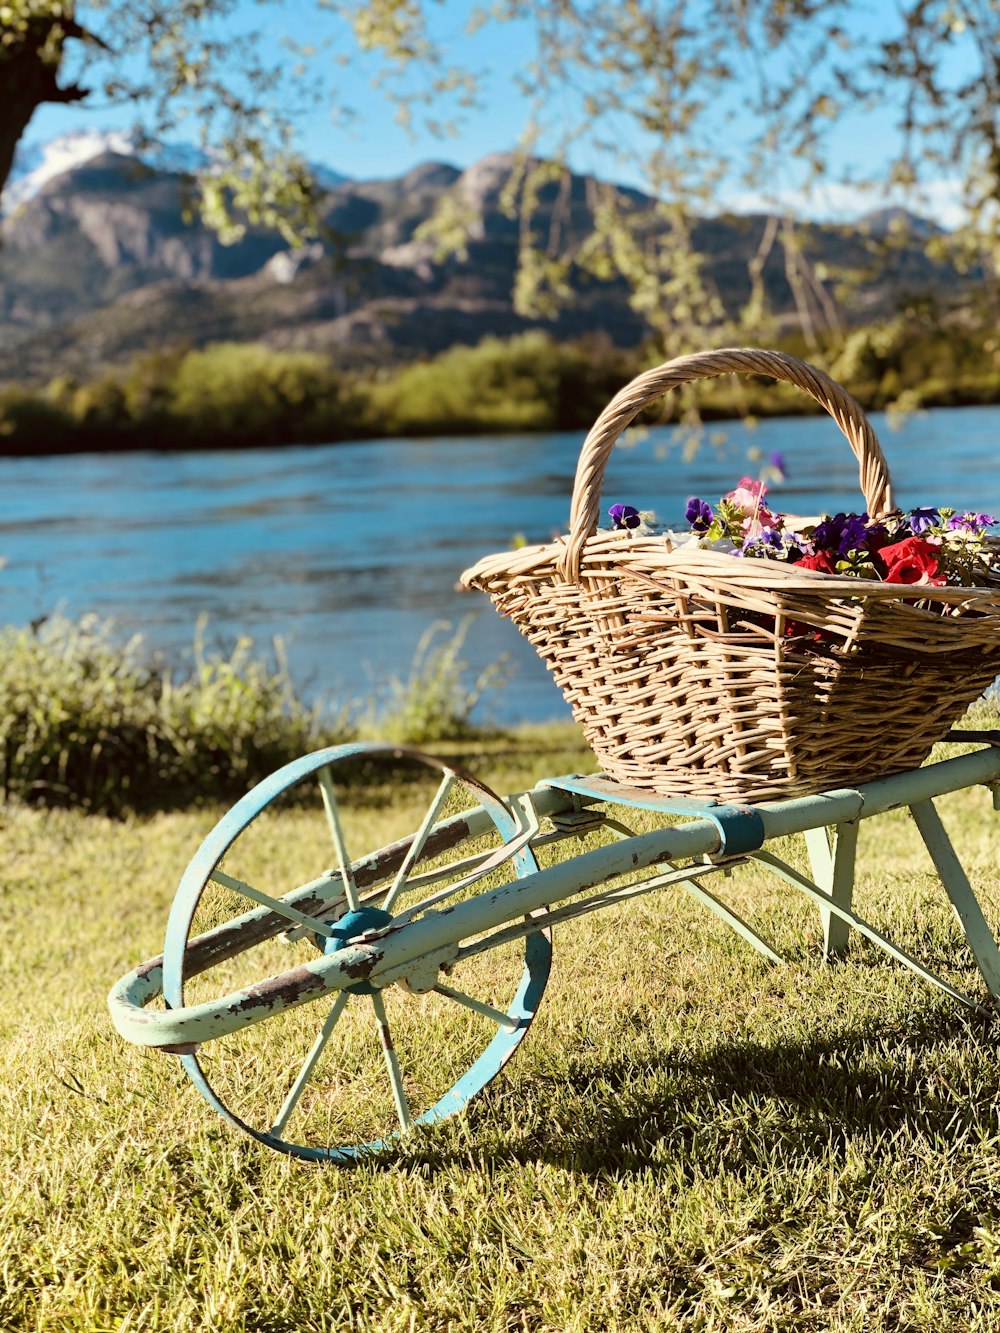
[0, 143, 967, 388]
[399, 161, 462, 191]
[454, 152, 521, 208]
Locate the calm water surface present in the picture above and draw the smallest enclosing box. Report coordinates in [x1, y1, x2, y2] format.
[2, 406, 998, 723]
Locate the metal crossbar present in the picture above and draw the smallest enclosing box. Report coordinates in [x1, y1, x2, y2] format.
[109, 743, 1000, 1052]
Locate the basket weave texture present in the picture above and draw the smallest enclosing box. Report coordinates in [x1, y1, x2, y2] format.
[461, 348, 1000, 803]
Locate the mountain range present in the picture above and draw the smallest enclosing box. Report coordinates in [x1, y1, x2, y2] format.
[0, 135, 973, 388]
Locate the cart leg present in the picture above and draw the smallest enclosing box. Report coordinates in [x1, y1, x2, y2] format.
[909, 798, 1000, 1004]
[678, 876, 785, 964]
[804, 822, 858, 960]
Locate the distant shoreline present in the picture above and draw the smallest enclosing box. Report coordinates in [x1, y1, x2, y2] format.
[2, 326, 998, 457]
[3, 389, 1000, 459]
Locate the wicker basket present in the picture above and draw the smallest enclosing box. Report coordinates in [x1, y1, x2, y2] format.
[461, 348, 1000, 803]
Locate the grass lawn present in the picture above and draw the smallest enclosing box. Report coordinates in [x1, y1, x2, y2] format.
[4, 725, 1000, 1331]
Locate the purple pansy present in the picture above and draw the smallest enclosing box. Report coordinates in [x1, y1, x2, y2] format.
[768, 451, 787, 481]
[741, 526, 784, 557]
[685, 496, 713, 532]
[908, 506, 941, 534]
[608, 503, 641, 530]
[837, 514, 870, 555]
[812, 513, 848, 551]
[812, 510, 890, 555]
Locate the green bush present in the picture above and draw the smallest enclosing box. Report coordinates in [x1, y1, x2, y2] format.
[0, 388, 76, 454]
[45, 348, 186, 445]
[828, 316, 999, 410]
[167, 342, 352, 446]
[0, 616, 344, 815]
[365, 331, 630, 435]
[361, 618, 511, 745]
[4, 321, 998, 457]
[0, 616, 516, 815]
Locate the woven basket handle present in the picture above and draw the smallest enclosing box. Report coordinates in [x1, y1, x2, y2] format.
[560, 347, 893, 581]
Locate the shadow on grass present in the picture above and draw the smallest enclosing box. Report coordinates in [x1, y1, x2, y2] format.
[159, 966, 999, 1178]
[390, 999, 1000, 1179]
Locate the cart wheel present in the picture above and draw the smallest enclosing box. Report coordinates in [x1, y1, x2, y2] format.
[161, 743, 550, 1161]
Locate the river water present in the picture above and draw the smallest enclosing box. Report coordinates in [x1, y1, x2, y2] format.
[1, 405, 998, 723]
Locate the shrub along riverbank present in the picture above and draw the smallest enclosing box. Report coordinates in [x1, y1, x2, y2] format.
[2, 315, 999, 456]
[3, 610, 997, 824]
[0, 615, 525, 816]
[0, 334, 633, 455]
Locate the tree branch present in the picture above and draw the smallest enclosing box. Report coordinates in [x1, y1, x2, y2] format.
[0, 13, 107, 201]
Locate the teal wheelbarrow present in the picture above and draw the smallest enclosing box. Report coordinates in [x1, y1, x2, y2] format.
[109, 732, 1000, 1162]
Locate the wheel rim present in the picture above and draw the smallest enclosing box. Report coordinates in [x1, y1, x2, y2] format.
[161, 743, 550, 1161]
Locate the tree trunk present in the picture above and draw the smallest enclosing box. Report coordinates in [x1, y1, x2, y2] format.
[0, 24, 89, 204]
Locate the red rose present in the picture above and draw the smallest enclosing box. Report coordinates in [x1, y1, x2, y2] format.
[878, 536, 947, 586]
[795, 549, 838, 575]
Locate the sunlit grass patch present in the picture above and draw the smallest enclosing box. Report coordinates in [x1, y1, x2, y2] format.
[4, 734, 1000, 1329]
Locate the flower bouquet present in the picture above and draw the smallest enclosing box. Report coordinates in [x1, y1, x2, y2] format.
[681, 479, 998, 595]
[462, 347, 1000, 802]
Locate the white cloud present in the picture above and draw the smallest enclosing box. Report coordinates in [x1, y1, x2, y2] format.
[723, 177, 968, 230]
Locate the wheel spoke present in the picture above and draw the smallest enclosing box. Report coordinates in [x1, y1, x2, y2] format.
[370, 990, 412, 1132]
[317, 766, 360, 911]
[382, 770, 455, 914]
[210, 868, 335, 938]
[270, 991, 350, 1136]
[390, 827, 537, 926]
[433, 982, 519, 1032]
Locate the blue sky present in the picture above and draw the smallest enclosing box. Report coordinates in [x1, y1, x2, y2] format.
[30, 1, 539, 179]
[25, 1, 973, 225]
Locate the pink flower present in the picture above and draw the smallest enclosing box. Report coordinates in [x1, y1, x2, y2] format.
[743, 506, 777, 539]
[726, 477, 768, 515]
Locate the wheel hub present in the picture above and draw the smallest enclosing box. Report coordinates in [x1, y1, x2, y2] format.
[323, 905, 393, 994]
